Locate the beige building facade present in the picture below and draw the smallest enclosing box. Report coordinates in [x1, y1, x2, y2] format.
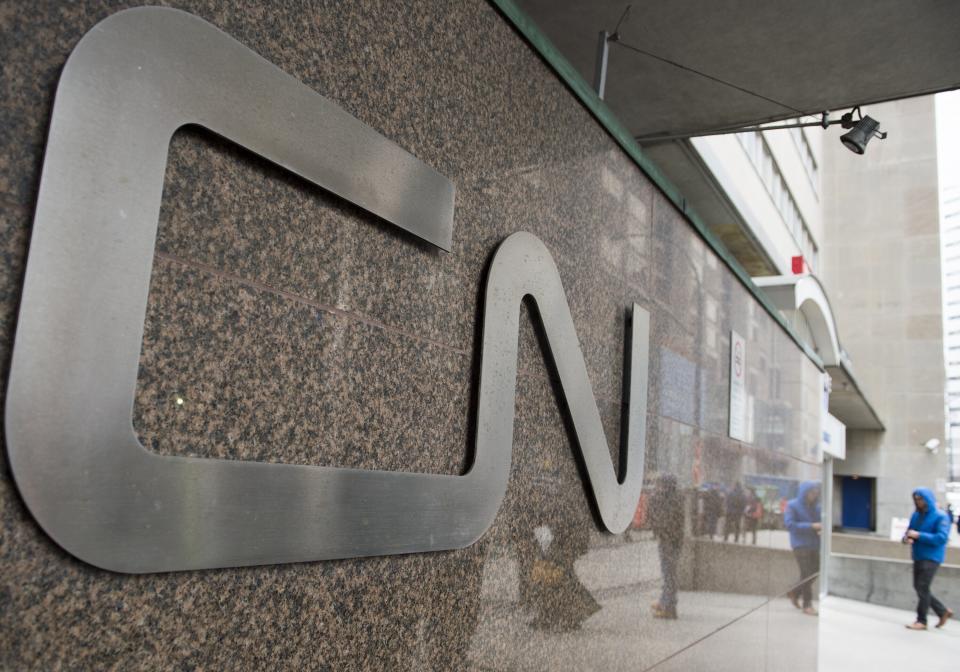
[820, 96, 948, 535]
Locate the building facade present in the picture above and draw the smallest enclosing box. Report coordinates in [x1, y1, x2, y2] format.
[645, 96, 948, 540]
[1, 2, 822, 670]
[820, 97, 947, 537]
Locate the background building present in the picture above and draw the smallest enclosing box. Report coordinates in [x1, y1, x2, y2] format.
[939, 89, 960, 485]
[653, 98, 950, 539]
[944, 184, 960, 484]
[820, 97, 947, 536]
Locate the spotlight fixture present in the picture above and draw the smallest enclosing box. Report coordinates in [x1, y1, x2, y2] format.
[839, 107, 887, 154]
[924, 438, 941, 454]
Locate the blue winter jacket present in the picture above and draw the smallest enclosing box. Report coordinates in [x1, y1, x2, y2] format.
[908, 488, 951, 564]
[785, 481, 821, 550]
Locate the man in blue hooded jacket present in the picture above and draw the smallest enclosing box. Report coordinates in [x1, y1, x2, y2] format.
[903, 488, 953, 630]
[784, 481, 821, 615]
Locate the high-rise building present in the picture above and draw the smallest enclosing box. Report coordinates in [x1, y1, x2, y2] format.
[941, 183, 960, 482]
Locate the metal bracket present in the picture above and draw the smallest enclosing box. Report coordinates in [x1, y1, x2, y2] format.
[594, 31, 610, 100]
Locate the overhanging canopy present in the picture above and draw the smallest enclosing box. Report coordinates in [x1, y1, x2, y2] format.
[753, 275, 884, 431]
[754, 276, 841, 367]
[514, 0, 960, 139]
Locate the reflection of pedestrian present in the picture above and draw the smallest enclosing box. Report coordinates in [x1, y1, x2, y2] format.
[903, 488, 954, 630]
[694, 489, 705, 536]
[650, 474, 684, 620]
[744, 488, 763, 545]
[523, 520, 600, 632]
[703, 488, 723, 539]
[785, 481, 821, 616]
[724, 483, 746, 543]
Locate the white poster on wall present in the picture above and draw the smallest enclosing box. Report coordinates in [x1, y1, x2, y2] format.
[729, 330, 748, 441]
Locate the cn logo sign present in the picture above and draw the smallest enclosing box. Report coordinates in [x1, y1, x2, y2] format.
[6, 8, 650, 573]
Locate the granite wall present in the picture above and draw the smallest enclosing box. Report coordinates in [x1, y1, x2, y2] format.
[0, 2, 822, 670]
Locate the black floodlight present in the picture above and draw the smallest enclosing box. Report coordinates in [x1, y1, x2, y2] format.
[840, 114, 887, 155]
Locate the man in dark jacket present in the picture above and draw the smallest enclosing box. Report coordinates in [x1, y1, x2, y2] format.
[784, 481, 821, 615]
[701, 486, 723, 539]
[650, 474, 684, 619]
[903, 488, 954, 630]
[724, 483, 747, 543]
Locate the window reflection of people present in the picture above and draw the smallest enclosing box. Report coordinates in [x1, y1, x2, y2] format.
[744, 488, 763, 545]
[724, 483, 747, 543]
[784, 481, 821, 616]
[698, 485, 723, 539]
[650, 474, 684, 620]
[903, 488, 954, 630]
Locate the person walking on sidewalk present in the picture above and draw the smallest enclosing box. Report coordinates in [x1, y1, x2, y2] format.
[785, 481, 821, 616]
[903, 488, 954, 630]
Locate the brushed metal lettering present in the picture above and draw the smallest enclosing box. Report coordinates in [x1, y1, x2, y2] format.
[5, 8, 649, 573]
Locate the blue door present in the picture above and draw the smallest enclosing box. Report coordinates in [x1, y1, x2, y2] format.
[842, 476, 873, 529]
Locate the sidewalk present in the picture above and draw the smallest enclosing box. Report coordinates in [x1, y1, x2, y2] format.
[820, 596, 957, 672]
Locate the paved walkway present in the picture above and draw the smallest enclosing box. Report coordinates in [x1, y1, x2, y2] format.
[820, 596, 957, 672]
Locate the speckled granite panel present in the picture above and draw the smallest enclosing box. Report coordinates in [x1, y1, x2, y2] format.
[0, 1, 820, 670]
[135, 257, 473, 473]
[650, 602, 769, 672]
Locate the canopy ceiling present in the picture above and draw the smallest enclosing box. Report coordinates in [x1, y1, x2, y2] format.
[514, 0, 960, 139]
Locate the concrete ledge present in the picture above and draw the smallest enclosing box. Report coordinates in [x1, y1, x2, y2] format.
[829, 553, 960, 612]
[681, 539, 816, 597]
[832, 532, 960, 565]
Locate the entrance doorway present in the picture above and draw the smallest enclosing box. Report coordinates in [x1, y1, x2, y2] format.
[841, 476, 875, 530]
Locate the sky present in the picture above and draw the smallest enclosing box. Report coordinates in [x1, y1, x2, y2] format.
[936, 90, 960, 192]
